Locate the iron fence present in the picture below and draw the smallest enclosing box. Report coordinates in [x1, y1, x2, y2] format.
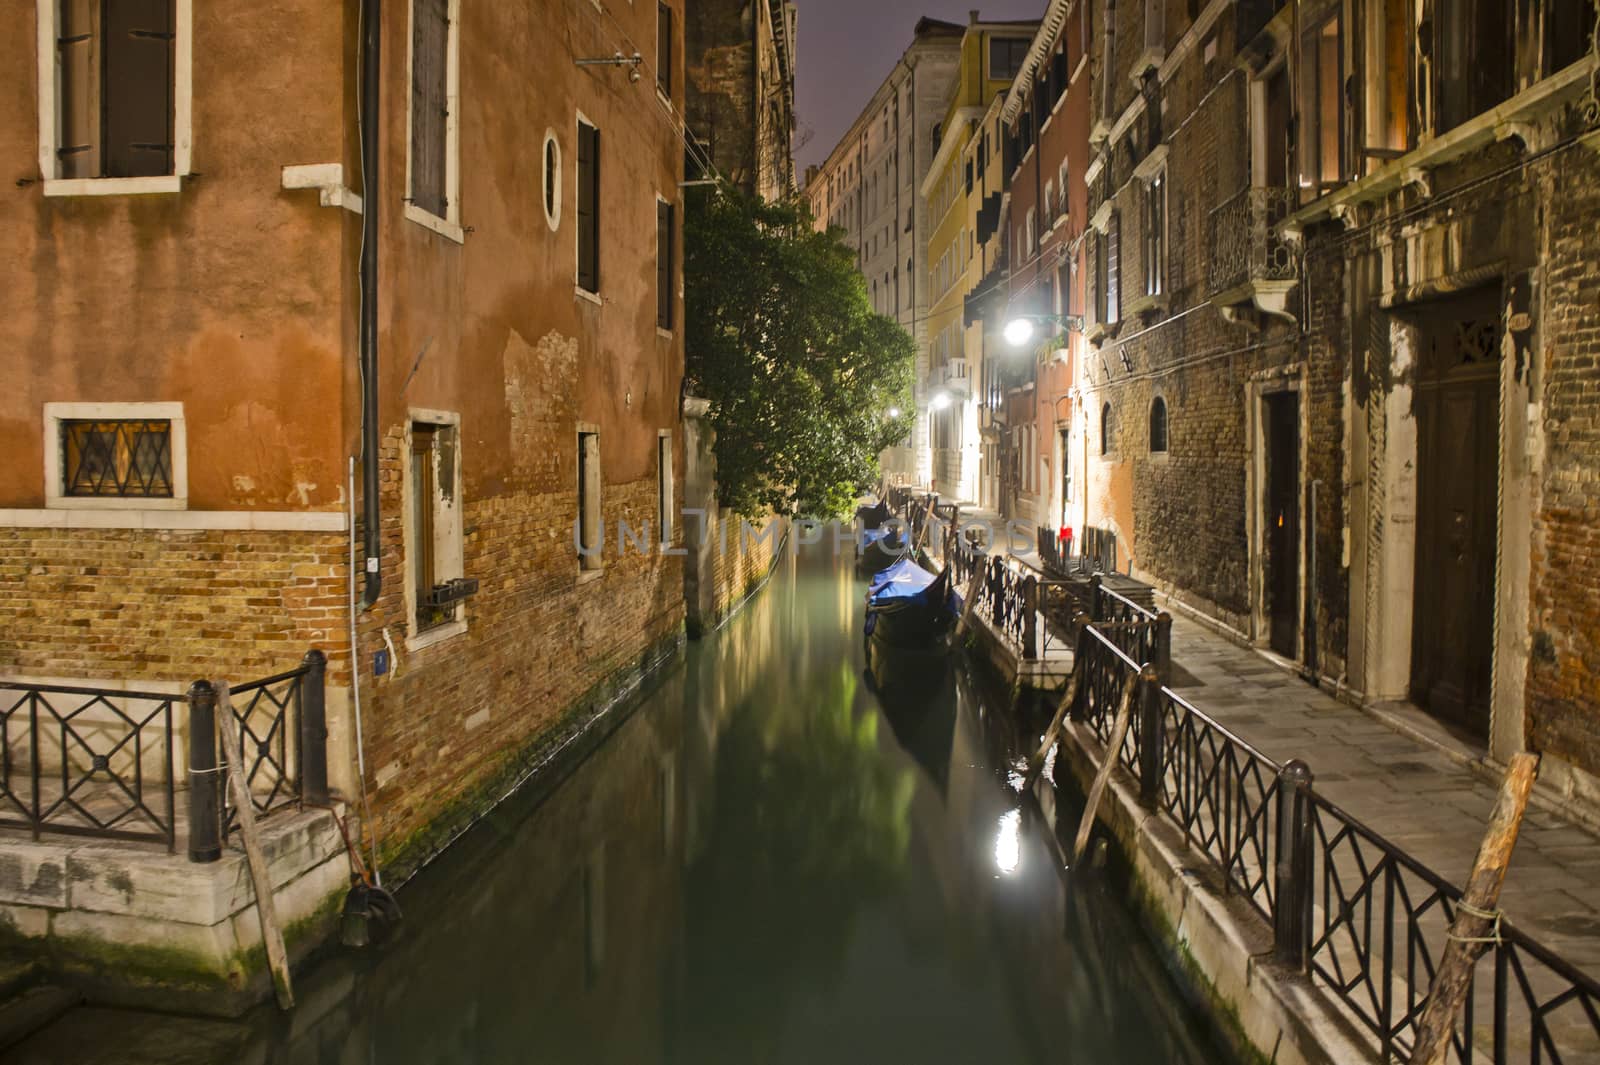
[0, 651, 329, 862]
[1063, 616, 1600, 1063]
[0, 681, 178, 850]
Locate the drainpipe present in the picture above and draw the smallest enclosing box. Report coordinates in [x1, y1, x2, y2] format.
[358, 0, 383, 609]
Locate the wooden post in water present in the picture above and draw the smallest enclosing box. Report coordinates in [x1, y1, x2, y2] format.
[1411, 752, 1539, 1065]
[1027, 615, 1087, 776]
[217, 682, 296, 1011]
[1071, 666, 1148, 863]
[951, 563, 986, 645]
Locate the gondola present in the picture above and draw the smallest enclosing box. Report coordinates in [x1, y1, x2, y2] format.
[856, 524, 909, 574]
[864, 559, 960, 695]
[855, 498, 891, 530]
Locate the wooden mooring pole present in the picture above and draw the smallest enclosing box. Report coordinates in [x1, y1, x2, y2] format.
[951, 564, 986, 644]
[1410, 752, 1539, 1065]
[1071, 667, 1148, 864]
[1027, 614, 1087, 776]
[217, 682, 296, 1011]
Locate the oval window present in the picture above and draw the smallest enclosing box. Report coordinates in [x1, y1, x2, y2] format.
[542, 132, 562, 231]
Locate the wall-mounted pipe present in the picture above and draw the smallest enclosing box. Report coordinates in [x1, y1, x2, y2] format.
[359, 0, 383, 609]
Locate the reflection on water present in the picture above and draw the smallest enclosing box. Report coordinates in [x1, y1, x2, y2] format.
[6, 548, 1233, 1065]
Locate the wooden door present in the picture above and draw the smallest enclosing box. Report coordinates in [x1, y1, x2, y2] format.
[1411, 316, 1498, 736]
[1265, 392, 1300, 659]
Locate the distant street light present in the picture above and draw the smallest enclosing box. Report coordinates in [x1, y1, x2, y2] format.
[930, 391, 952, 411]
[887, 407, 901, 419]
[1003, 313, 1085, 347]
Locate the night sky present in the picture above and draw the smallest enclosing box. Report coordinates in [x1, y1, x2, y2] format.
[794, 0, 1048, 180]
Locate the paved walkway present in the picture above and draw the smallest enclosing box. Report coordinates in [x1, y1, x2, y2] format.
[1165, 613, 1600, 979]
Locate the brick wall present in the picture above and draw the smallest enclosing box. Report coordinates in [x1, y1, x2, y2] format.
[0, 528, 347, 684]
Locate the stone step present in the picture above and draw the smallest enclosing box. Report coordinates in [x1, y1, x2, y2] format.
[0, 984, 82, 1054]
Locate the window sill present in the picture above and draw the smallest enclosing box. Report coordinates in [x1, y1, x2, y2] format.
[656, 327, 674, 341]
[576, 567, 605, 585]
[404, 204, 466, 244]
[406, 618, 468, 654]
[0, 508, 346, 531]
[46, 495, 187, 512]
[575, 286, 602, 306]
[43, 175, 183, 198]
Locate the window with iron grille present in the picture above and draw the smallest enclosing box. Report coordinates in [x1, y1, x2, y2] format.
[61, 419, 173, 498]
[1106, 211, 1121, 324]
[657, 199, 675, 329]
[410, 0, 450, 219]
[53, 0, 177, 180]
[577, 119, 601, 294]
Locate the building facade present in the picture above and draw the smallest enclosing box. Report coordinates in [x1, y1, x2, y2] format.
[3, 0, 689, 887]
[686, 0, 799, 199]
[922, 15, 1042, 505]
[806, 18, 964, 484]
[993, 0, 1095, 533]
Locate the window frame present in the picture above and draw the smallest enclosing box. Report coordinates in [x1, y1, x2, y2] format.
[656, 194, 676, 331]
[1100, 402, 1116, 457]
[43, 402, 188, 510]
[576, 114, 602, 299]
[403, 409, 468, 651]
[34, 0, 193, 197]
[656, 431, 674, 546]
[1149, 395, 1169, 454]
[404, 0, 463, 242]
[577, 426, 603, 575]
[1143, 170, 1166, 298]
[656, 1, 674, 98]
[542, 129, 562, 232]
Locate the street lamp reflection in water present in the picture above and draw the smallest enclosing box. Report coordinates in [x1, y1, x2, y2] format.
[995, 808, 1022, 876]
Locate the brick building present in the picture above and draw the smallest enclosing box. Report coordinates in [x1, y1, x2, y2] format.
[805, 18, 964, 484]
[1058, 0, 1600, 808]
[2, 0, 690, 879]
[685, 0, 799, 200]
[991, 0, 1096, 533]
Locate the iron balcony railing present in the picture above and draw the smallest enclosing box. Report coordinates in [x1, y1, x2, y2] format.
[1065, 616, 1600, 1063]
[1206, 186, 1298, 297]
[1, 650, 329, 862]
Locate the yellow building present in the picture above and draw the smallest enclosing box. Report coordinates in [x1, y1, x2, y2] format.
[918, 16, 1038, 503]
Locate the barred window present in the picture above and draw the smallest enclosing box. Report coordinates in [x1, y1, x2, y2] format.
[62, 419, 173, 498]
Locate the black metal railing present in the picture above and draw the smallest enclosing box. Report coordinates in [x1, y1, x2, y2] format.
[1062, 616, 1600, 1063]
[0, 681, 178, 850]
[0, 650, 329, 863]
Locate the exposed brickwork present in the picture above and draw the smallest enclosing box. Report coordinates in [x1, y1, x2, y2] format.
[0, 529, 348, 684]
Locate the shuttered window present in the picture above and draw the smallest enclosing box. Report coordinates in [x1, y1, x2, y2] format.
[657, 200, 675, 329]
[57, 0, 175, 179]
[1106, 211, 1121, 325]
[657, 3, 673, 95]
[410, 0, 450, 218]
[577, 121, 601, 294]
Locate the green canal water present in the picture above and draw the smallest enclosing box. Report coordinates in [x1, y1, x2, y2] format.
[7, 547, 1235, 1065]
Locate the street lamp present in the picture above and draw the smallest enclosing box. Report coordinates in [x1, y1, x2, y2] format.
[887, 406, 901, 419]
[930, 391, 952, 411]
[1003, 313, 1085, 347]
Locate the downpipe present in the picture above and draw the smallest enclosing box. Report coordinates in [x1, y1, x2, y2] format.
[358, 0, 383, 610]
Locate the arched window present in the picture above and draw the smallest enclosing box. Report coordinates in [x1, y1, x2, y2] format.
[1149, 396, 1168, 453]
[1100, 402, 1115, 456]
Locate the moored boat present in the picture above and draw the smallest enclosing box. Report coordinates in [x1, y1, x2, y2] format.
[855, 498, 891, 530]
[856, 524, 909, 574]
[864, 559, 958, 649]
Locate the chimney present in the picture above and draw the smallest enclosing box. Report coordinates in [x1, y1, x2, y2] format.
[970, 9, 980, 24]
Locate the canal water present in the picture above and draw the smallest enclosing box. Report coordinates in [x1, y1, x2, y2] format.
[7, 547, 1234, 1065]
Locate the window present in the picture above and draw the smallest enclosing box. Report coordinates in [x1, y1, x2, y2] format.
[577, 430, 602, 572]
[1101, 403, 1115, 456]
[542, 132, 562, 231]
[44, 402, 187, 509]
[1106, 212, 1121, 324]
[657, 198, 675, 329]
[1058, 160, 1070, 214]
[1149, 396, 1168, 453]
[38, 0, 192, 193]
[657, 432, 673, 544]
[1026, 207, 1037, 253]
[1261, 65, 1291, 188]
[577, 118, 601, 295]
[1044, 180, 1055, 222]
[1143, 171, 1165, 297]
[990, 37, 1031, 81]
[1298, 14, 1343, 195]
[406, 413, 467, 645]
[407, 0, 461, 239]
[657, 2, 674, 96]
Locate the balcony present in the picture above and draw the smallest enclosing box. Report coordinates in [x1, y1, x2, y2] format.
[942, 357, 970, 393]
[1206, 187, 1298, 324]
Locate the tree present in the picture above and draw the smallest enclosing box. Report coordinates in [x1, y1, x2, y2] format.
[686, 186, 915, 518]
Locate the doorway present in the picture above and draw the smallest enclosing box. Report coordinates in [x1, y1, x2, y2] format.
[1409, 303, 1499, 738]
[1264, 392, 1301, 659]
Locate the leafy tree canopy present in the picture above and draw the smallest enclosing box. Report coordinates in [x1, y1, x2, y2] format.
[686, 186, 915, 519]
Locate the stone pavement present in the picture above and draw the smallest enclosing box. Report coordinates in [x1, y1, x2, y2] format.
[1165, 613, 1600, 980]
